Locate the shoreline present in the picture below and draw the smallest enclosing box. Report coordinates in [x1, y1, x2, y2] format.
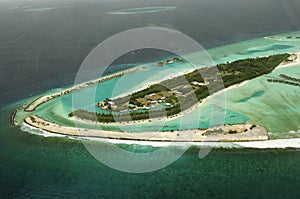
[71, 77, 249, 127]
[12, 53, 300, 146]
[24, 115, 269, 142]
[73, 53, 298, 127]
[110, 67, 199, 100]
[21, 119, 300, 149]
[10, 108, 17, 126]
[24, 66, 146, 112]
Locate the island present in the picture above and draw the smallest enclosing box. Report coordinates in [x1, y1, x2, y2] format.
[153, 57, 187, 66]
[11, 52, 297, 143]
[70, 54, 290, 123]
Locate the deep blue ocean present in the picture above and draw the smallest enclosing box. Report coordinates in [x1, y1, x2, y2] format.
[1, 0, 300, 198]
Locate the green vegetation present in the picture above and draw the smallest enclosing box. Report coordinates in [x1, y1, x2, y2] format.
[30, 116, 36, 123]
[228, 130, 238, 134]
[206, 128, 223, 135]
[250, 124, 257, 130]
[155, 57, 186, 66]
[69, 109, 164, 123]
[131, 84, 170, 101]
[70, 54, 290, 123]
[217, 54, 290, 88]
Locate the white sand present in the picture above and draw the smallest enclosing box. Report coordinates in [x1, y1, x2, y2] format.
[276, 53, 300, 69]
[21, 53, 300, 145]
[22, 121, 300, 149]
[25, 115, 268, 142]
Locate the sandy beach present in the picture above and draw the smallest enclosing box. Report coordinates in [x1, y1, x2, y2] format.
[72, 53, 297, 127]
[21, 120, 300, 149]
[72, 77, 249, 127]
[110, 67, 200, 100]
[17, 53, 300, 144]
[264, 36, 283, 41]
[276, 53, 300, 69]
[24, 115, 268, 142]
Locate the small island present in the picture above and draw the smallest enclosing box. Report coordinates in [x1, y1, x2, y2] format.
[70, 54, 290, 123]
[154, 57, 187, 66]
[12, 52, 299, 143]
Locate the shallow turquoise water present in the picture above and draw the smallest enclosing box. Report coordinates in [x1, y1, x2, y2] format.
[237, 91, 265, 103]
[6, 30, 300, 199]
[221, 64, 300, 133]
[4, 0, 300, 196]
[3, 105, 300, 198]
[15, 31, 300, 133]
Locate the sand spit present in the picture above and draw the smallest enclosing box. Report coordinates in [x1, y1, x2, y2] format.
[24, 66, 146, 112]
[24, 115, 268, 142]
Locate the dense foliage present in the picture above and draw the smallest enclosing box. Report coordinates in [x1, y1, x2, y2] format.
[70, 54, 289, 123]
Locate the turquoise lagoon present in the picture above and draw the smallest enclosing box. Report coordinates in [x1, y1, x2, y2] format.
[15, 31, 300, 136]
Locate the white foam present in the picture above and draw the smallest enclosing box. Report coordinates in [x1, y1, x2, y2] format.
[19, 122, 300, 149]
[21, 122, 66, 138]
[234, 139, 300, 149]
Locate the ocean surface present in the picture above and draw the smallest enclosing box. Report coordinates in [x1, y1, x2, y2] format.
[13, 30, 300, 135]
[2, 0, 300, 198]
